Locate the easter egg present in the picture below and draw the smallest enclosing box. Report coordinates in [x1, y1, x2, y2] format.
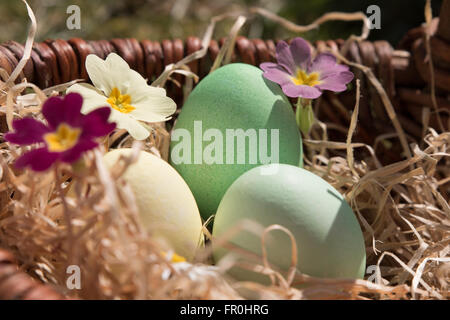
[170, 63, 302, 220]
[103, 148, 204, 260]
[212, 164, 366, 282]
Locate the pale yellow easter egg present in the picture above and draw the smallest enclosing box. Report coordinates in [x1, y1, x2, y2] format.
[103, 148, 204, 260]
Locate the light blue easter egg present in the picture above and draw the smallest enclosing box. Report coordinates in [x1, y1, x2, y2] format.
[212, 164, 366, 283]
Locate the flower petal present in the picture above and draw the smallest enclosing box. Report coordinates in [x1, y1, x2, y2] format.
[15, 147, 59, 172]
[289, 38, 311, 70]
[129, 95, 177, 123]
[103, 53, 148, 95]
[316, 71, 354, 92]
[275, 40, 297, 74]
[5, 118, 49, 145]
[62, 93, 84, 126]
[85, 54, 117, 95]
[67, 83, 110, 114]
[125, 65, 157, 95]
[41, 96, 65, 129]
[109, 110, 150, 140]
[281, 83, 322, 99]
[260, 62, 292, 86]
[60, 139, 98, 163]
[130, 82, 170, 101]
[81, 107, 116, 138]
[309, 53, 349, 77]
[85, 53, 152, 98]
[42, 93, 83, 129]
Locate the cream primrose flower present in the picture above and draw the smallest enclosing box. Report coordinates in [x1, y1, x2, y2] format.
[67, 53, 176, 140]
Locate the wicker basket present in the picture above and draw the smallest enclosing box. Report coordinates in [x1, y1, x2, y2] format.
[0, 1, 449, 300]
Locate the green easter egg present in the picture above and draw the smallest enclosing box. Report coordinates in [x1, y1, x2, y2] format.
[212, 164, 366, 283]
[170, 63, 302, 220]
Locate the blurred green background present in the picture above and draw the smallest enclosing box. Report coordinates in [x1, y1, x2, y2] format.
[0, 0, 443, 45]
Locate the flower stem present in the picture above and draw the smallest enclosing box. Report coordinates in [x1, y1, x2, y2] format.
[295, 98, 315, 137]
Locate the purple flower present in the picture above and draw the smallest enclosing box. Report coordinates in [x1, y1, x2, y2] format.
[5, 93, 116, 172]
[260, 37, 354, 99]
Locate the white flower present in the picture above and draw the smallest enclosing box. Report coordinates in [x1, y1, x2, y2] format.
[67, 53, 176, 140]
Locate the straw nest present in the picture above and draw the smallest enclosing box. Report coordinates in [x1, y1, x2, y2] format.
[0, 1, 448, 300]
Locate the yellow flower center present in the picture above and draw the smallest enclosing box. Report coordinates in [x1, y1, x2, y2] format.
[291, 69, 321, 87]
[44, 123, 81, 152]
[107, 87, 135, 113]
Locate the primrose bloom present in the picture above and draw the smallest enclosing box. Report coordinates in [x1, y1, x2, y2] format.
[5, 93, 115, 172]
[67, 53, 177, 140]
[260, 37, 354, 99]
